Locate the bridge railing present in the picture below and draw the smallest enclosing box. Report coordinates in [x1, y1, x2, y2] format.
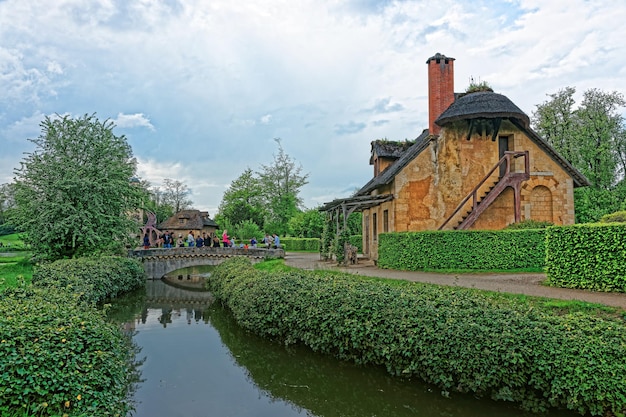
[128, 246, 285, 259]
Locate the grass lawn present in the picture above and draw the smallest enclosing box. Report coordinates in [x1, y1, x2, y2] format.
[0, 234, 33, 290]
[0, 233, 29, 251]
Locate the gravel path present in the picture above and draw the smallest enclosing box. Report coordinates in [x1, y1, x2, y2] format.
[284, 252, 626, 309]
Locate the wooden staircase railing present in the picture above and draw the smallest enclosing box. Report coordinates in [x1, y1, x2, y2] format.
[438, 151, 530, 230]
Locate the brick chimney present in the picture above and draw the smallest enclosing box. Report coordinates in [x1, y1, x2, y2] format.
[426, 53, 455, 135]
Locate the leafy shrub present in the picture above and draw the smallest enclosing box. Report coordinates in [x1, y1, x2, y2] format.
[378, 229, 546, 271]
[0, 223, 16, 236]
[545, 224, 626, 292]
[0, 286, 139, 417]
[348, 234, 362, 253]
[207, 258, 626, 415]
[33, 256, 145, 304]
[280, 237, 320, 251]
[234, 219, 264, 244]
[599, 210, 626, 223]
[320, 220, 334, 261]
[506, 220, 554, 229]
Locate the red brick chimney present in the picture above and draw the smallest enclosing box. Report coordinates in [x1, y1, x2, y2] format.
[426, 53, 455, 135]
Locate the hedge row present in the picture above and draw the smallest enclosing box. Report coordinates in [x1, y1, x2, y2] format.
[280, 236, 363, 253]
[546, 223, 626, 292]
[0, 256, 144, 416]
[33, 256, 146, 304]
[280, 237, 320, 251]
[378, 229, 546, 270]
[207, 257, 626, 415]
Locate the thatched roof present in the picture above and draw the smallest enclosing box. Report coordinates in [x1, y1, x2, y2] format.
[357, 130, 432, 196]
[369, 140, 414, 164]
[435, 91, 530, 128]
[157, 209, 219, 231]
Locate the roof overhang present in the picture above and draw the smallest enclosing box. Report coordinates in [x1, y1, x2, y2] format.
[319, 194, 394, 213]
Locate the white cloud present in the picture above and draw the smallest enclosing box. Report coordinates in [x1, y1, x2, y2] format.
[113, 113, 155, 131]
[1, 0, 625, 212]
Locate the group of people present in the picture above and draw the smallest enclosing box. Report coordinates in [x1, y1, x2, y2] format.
[142, 229, 281, 250]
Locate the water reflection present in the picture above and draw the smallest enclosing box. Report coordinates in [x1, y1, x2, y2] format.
[109, 280, 577, 417]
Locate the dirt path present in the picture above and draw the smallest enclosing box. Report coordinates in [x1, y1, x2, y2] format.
[284, 252, 626, 309]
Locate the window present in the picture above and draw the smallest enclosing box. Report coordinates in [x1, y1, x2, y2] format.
[383, 210, 389, 232]
[372, 213, 378, 241]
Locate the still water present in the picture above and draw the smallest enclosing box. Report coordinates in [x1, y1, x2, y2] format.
[108, 269, 578, 417]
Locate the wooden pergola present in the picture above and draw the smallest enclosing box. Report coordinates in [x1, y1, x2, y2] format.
[318, 194, 393, 235]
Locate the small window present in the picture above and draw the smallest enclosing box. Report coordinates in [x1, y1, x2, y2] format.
[383, 210, 389, 233]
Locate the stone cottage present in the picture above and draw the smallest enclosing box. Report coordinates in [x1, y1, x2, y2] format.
[321, 53, 589, 261]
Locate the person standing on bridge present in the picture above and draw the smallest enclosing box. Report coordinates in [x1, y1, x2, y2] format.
[177, 234, 184, 247]
[187, 231, 195, 247]
[273, 233, 280, 249]
[222, 229, 230, 247]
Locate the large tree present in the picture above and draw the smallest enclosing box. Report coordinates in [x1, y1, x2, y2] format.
[12, 114, 142, 260]
[258, 138, 309, 235]
[216, 168, 265, 228]
[162, 178, 193, 213]
[532, 87, 626, 222]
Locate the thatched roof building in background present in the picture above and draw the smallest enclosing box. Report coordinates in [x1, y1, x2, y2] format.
[157, 209, 219, 236]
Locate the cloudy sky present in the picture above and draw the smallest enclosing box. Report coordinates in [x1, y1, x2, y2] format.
[1, 0, 625, 216]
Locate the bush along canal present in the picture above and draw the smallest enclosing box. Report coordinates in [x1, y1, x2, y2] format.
[108, 275, 583, 417]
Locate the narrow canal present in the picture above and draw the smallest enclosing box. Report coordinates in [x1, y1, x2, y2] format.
[107, 269, 579, 417]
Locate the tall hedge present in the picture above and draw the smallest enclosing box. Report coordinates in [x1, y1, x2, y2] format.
[207, 258, 626, 415]
[378, 229, 546, 270]
[545, 223, 626, 292]
[33, 256, 146, 304]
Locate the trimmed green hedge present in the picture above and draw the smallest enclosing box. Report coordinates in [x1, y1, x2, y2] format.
[0, 286, 139, 416]
[280, 236, 363, 253]
[207, 257, 626, 415]
[280, 237, 319, 251]
[378, 229, 546, 270]
[545, 224, 626, 292]
[33, 256, 146, 304]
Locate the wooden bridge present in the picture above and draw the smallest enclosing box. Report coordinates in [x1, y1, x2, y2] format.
[129, 246, 285, 279]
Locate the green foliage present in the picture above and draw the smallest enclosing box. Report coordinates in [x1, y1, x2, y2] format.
[505, 220, 554, 229]
[0, 233, 29, 252]
[0, 223, 16, 237]
[378, 229, 546, 271]
[288, 208, 325, 238]
[465, 80, 493, 93]
[0, 260, 33, 291]
[0, 286, 139, 417]
[545, 223, 626, 292]
[319, 217, 334, 261]
[333, 229, 351, 264]
[258, 139, 309, 236]
[33, 256, 146, 304]
[348, 235, 363, 252]
[207, 258, 626, 415]
[574, 186, 626, 223]
[600, 210, 626, 223]
[11, 114, 143, 261]
[280, 237, 320, 251]
[233, 219, 264, 244]
[217, 168, 266, 229]
[532, 87, 626, 221]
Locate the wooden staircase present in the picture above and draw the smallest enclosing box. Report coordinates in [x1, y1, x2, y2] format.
[438, 151, 530, 230]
